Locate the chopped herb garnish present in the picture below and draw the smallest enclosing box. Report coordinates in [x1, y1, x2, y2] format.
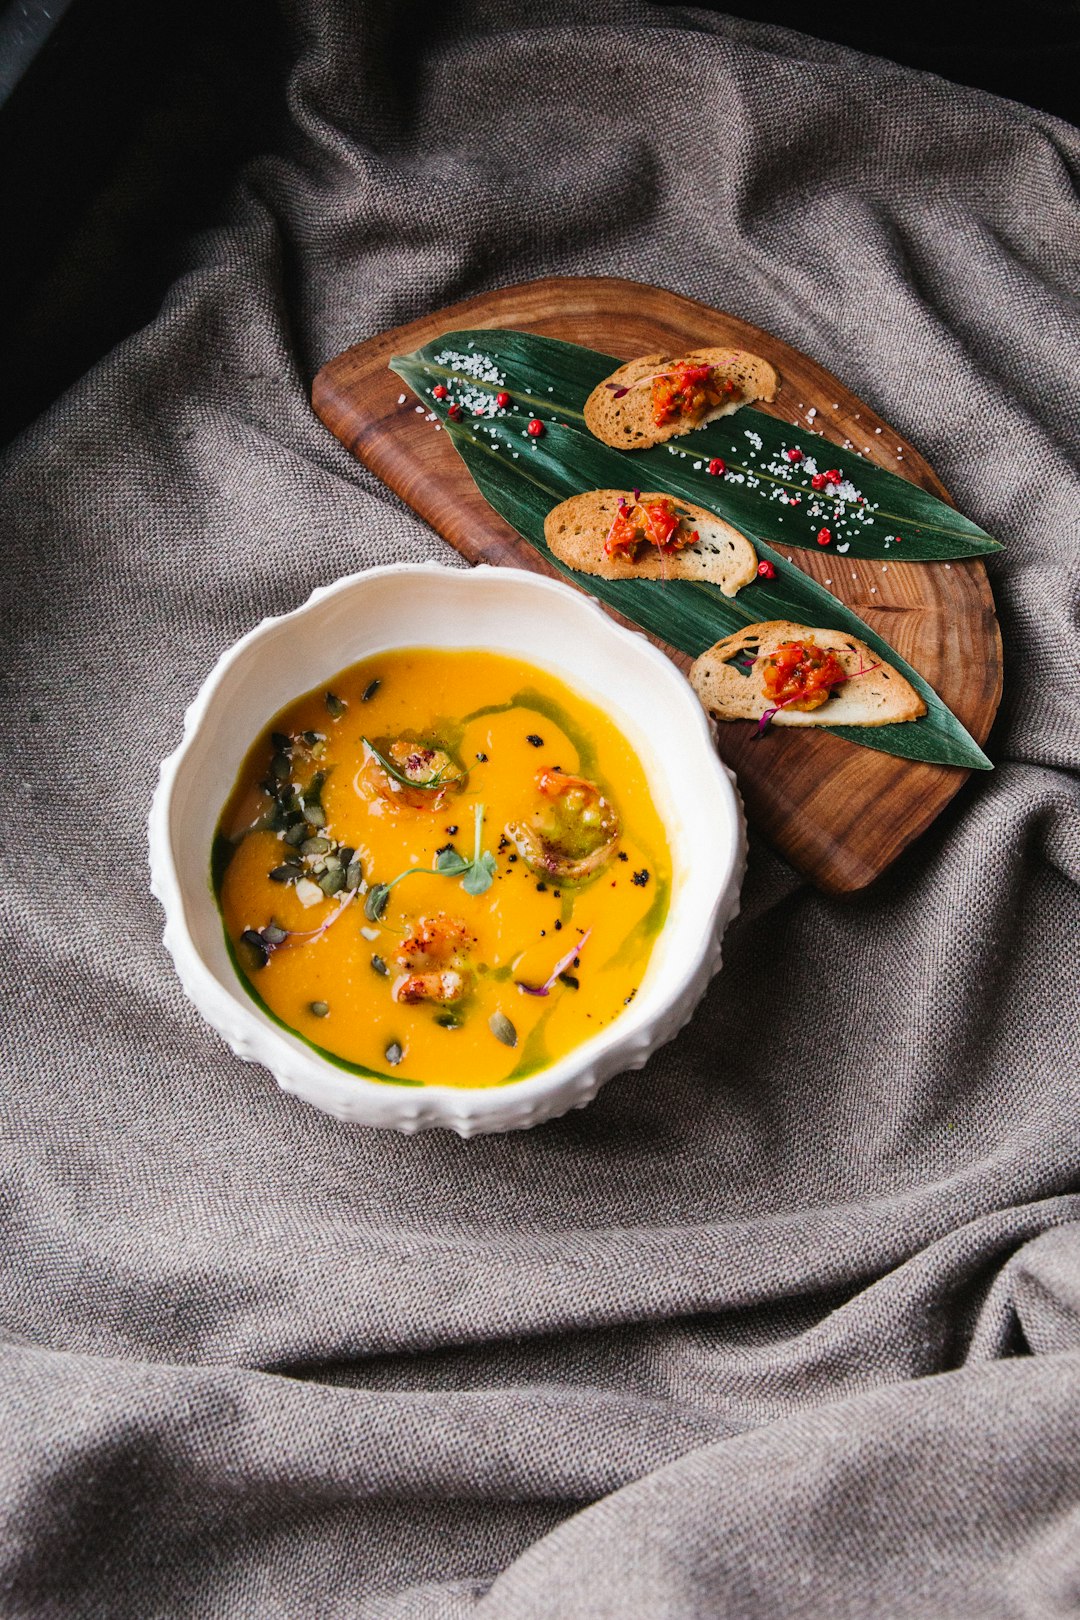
[525, 734, 544, 747]
[631, 869, 650, 887]
[475, 751, 488, 762]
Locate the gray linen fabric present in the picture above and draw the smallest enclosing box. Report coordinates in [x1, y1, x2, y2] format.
[2, 1, 1079, 1614]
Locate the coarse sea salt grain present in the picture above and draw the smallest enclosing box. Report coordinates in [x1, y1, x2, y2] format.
[414, 406, 424, 414]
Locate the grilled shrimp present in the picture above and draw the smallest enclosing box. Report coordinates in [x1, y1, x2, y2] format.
[360, 736, 467, 811]
[393, 914, 474, 1004]
[508, 768, 620, 885]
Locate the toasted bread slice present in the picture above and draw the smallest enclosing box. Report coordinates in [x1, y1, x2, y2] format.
[690, 621, 927, 727]
[584, 347, 779, 450]
[545, 491, 758, 597]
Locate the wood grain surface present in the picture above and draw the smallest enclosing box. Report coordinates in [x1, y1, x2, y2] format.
[311, 276, 1002, 894]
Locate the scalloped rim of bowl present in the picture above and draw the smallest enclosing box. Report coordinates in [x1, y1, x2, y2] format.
[148, 563, 746, 1135]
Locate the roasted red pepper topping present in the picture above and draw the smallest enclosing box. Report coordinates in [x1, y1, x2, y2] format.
[604, 497, 698, 560]
[761, 640, 849, 713]
[651, 362, 736, 428]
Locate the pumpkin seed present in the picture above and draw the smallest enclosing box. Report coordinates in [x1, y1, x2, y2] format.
[271, 754, 290, 782]
[270, 731, 291, 751]
[325, 691, 346, 718]
[261, 922, 288, 946]
[305, 804, 327, 830]
[371, 954, 389, 976]
[489, 1010, 517, 1048]
[362, 678, 381, 702]
[240, 928, 269, 967]
[269, 863, 300, 884]
[309, 1000, 329, 1018]
[319, 868, 345, 897]
[385, 1040, 403, 1066]
[345, 861, 363, 892]
[284, 823, 307, 847]
[301, 836, 330, 855]
[435, 1011, 461, 1030]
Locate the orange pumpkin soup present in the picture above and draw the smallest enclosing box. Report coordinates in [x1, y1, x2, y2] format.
[213, 648, 670, 1088]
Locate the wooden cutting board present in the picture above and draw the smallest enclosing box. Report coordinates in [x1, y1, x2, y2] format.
[311, 276, 1002, 894]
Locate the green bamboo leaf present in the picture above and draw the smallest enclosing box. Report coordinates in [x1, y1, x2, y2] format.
[390, 342, 990, 771]
[395, 329, 1001, 562]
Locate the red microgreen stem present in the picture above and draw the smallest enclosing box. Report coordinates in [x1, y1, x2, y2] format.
[515, 928, 593, 997]
[751, 658, 881, 739]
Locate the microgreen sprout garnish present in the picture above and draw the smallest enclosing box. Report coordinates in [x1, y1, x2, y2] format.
[461, 802, 497, 896]
[363, 803, 498, 923]
[516, 928, 592, 997]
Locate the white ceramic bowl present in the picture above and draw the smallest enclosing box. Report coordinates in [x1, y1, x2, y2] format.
[149, 563, 745, 1134]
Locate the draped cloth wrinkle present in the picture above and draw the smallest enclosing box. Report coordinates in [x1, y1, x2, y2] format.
[1, 1, 1078, 1615]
